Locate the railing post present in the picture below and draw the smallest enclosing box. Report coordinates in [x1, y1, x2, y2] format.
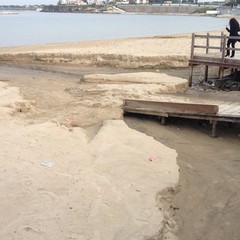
[189, 65, 193, 87]
[204, 33, 210, 82]
[204, 65, 209, 82]
[222, 35, 227, 61]
[188, 33, 195, 87]
[220, 31, 224, 52]
[219, 34, 227, 85]
[206, 32, 209, 54]
[211, 120, 218, 138]
[190, 33, 195, 60]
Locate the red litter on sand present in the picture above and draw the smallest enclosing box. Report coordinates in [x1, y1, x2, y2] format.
[65, 116, 74, 127]
[149, 156, 157, 161]
[65, 116, 73, 123]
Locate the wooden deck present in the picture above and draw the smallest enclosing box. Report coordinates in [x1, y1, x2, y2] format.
[188, 33, 240, 87]
[123, 98, 240, 137]
[218, 102, 240, 120]
[190, 55, 240, 68]
[123, 33, 240, 137]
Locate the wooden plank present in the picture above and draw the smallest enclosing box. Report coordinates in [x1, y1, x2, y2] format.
[218, 103, 240, 114]
[194, 45, 224, 50]
[219, 109, 240, 116]
[123, 98, 240, 138]
[169, 112, 240, 122]
[124, 106, 240, 123]
[189, 60, 240, 69]
[123, 99, 219, 115]
[195, 34, 224, 39]
[192, 55, 240, 62]
[123, 108, 169, 117]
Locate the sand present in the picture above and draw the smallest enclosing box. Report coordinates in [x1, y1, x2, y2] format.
[0, 30, 227, 69]
[0, 30, 240, 240]
[0, 36, 186, 240]
[0, 115, 179, 240]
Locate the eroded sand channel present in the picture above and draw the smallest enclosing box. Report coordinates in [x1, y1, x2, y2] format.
[1, 62, 240, 240]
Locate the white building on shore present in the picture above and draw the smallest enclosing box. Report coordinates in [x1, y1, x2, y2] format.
[59, 0, 88, 5]
[135, 0, 149, 3]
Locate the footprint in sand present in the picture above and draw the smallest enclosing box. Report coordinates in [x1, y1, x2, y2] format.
[37, 189, 59, 202]
[14, 225, 46, 240]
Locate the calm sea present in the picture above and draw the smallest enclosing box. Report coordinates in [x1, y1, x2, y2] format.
[0, 11, 227, 47]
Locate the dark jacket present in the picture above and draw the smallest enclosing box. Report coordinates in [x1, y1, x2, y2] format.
[226, 26, 240, 36]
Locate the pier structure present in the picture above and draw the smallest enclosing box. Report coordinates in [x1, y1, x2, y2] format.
[122, 33, 240, 137]
[123, 99, 240, 138]
[188, 33, 240, 87]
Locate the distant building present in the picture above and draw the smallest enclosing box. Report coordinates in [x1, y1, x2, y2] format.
[59, 0, 68, 3]
[59, 0, 87, 4]
[136, 0, 149, 3]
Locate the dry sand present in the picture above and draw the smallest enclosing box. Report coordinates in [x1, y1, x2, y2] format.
[0, 30, 230, 69]
[0, 30, 240, 240]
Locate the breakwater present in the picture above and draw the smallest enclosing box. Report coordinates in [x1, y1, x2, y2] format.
[118, 4, 199, 14]
[41, 4, 200, 14]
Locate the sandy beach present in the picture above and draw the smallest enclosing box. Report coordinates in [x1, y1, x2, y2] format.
[0, 30, 240, 240]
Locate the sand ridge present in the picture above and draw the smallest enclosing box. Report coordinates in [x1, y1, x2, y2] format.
[0, 30, 225, 68]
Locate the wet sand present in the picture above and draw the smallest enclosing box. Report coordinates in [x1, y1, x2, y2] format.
[125, 114, 240, 240]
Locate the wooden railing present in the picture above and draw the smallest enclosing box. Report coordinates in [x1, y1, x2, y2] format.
[190, 32, 240, 61]
[188, 33, 240, 87]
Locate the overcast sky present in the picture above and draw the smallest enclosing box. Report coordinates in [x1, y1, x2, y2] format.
[0, 0, 58, 5]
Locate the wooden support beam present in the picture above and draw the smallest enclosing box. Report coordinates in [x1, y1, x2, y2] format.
[211, 120, 218, 138]
[204, 65, 209, 82]
[161, 116, 166, 125]
[189, 65, 193, 87]
[222, 35, 227, 61]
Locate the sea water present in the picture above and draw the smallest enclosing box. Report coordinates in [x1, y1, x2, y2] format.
[0, 11, 227, 47]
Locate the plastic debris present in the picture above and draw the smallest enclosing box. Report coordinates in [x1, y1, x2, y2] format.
[203, 80, 215, 87]
[41, 160, 54, 168]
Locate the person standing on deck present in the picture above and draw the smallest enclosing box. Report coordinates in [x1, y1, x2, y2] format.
[225, 18, 240, 58]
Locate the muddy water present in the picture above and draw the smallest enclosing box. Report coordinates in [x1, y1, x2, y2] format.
[125, 116, 240, 240]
